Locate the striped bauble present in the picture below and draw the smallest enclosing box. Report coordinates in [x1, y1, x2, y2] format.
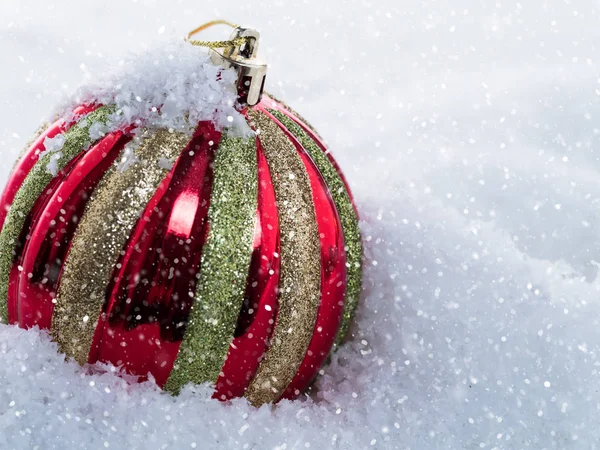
[0, 94, 362, 405]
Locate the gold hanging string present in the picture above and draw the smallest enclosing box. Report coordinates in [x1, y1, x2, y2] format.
[186, 19, 247, 49]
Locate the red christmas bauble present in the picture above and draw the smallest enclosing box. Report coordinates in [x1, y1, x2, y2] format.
[0, 94, 362, 405]
[0, 25, 362, 405]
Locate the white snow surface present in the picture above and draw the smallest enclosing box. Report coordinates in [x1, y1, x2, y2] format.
[2, 1, 600, 449]
[39, 40, 249, 174]
[56, 40, 249, 136]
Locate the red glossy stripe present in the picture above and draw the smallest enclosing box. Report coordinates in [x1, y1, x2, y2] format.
[214, 136, 281, 401]
[257, 108, 348, 401]
[90, 124, 219, 388]
[14, 132, 128, 329]
[6, 153, 86, 325]
[0, 104, 98, 231]
[260, 95, 359, 216]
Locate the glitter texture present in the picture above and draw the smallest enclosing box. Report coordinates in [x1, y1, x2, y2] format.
[270, 110, 363, 345]
[12, 123, 50, 173]
[51, 129, 190, 363]
[0, 107, 112, 322]
[245, 110, 321, 406]
[165, 135, 258, 393]
[264, 93, 323, 140]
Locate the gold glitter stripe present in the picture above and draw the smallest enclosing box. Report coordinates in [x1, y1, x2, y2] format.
[270, 110, 363, 346]
[165, 135, 258, 393]
[245, 110, 321, 406]
[51, 129, 190, 364]
[0, 107, 112, 323]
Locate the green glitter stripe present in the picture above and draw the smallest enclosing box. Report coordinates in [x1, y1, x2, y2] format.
[11, 123, 50, 174]
[0, 106, 112, 323]
[165, 134, 258, 393]
[270, 110, 363, 345]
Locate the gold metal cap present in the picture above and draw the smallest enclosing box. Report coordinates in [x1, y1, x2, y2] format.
[210, 27, 267, 107]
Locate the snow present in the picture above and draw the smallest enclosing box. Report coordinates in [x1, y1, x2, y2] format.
[39, 134, 65, 175]
[2, 0, 600, 449]
[56, 40, 249, 137]
[38, 40, 250, 173]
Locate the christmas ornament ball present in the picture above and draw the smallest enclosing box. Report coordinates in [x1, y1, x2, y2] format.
[0, 24, 362, 405]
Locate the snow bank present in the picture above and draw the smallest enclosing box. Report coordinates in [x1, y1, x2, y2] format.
[1, 197, 599, 449]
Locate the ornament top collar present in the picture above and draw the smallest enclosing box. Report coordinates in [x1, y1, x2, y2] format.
[187, 21, 267, 107]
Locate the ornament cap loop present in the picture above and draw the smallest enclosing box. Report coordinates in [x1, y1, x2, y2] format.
[210, 26, 267, 107]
